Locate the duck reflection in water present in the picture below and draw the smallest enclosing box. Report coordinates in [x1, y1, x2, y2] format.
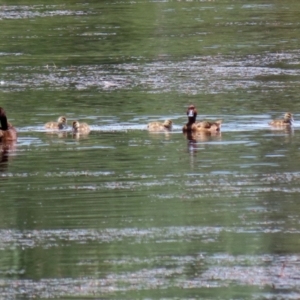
[45, 131, 68, 139]
[0, 141, 17, 172]
[184, 130, 222, 154]
[184, 130, 222, 143]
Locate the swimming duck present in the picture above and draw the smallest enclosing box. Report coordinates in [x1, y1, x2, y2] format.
[0, 107, 17, 142]
[72, 120, 91, 134]
[269, 112, 293, 127]
[182, 104, 198, 132]
[45, 116, 67, 130]
[182, 104, 222, 133]
[147, 119, 173, 131]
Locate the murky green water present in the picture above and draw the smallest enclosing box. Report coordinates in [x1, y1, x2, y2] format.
[1, 1, 300, 299]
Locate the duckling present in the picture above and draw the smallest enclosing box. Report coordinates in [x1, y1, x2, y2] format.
[0, 107, 17, 142]
[45, 116, 67, 130]
[192, 120, 222, 133]
[72, 120, 90, 134]
[269, 112, 293, 127]
[182, 104, 222, 133]
[147, 119, 173, 131]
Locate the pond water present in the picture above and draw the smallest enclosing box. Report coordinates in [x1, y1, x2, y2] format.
[1, 1, 300, 299]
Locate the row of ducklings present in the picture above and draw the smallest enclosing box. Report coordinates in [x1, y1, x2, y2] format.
[47, 106, 293, 135]
[0, 105, 295, 143]
[45, 116, 90, 134]
[148, 105, 294, 132]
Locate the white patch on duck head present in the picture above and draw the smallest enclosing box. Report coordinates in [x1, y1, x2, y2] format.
[188, 110, 194, 117]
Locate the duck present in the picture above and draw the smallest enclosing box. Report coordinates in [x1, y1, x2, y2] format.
[147, 119, 173, 131]
[269, 112, 293, 127]
[192, 120, 222, 133]
[45, 116, 67, 130]
[182, 104, 222, 133]
[72, 120, 91, 134]
[0, 107, 17, 142]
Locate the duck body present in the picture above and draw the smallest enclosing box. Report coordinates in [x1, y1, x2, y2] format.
[0, 126, 17, 142]
[191, 120, 222, 133]
[72, 121, 90, 134]
[0, 107, 17, 142]
[269, 112, 293, 127]
[45, 116, 67, 130]
[182, 104, 222, 133]
[147, 120, 172, 131]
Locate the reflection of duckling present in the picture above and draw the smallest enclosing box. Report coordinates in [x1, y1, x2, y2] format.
[147, 120, 172, 131]
[182, 104, 222, 133]
[269, 112, 293, 127]
[0, 107, 17, 142]
[45, 116, 67, 130]
[72, 121, 90, 134]
[46, 131, 68, 139]
[184, 131, 222, 142]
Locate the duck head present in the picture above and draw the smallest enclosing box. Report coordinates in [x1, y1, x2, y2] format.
[72, 121, 80, 131]
[58, 116, 67, 129]
[284, 112, 294, 124]
[186, 105, 197, 124]
[209, 121, 222, 133]
[163, 119, 173, 129]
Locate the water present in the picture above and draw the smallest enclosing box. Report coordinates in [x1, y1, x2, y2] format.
[1, 1, 300, 299]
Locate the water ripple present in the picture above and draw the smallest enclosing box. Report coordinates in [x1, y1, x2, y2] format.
[0, 5, 88, 20]
[0, 252, 300, 298]
[2, 51, 300, 93]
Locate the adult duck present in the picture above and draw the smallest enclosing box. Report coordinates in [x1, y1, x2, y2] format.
[147, 119, 173, 131]
[269, 112, 293, 127]
[45, 116, 67, 130]
[72, 120, 91, 134]
[182, 104, 222, 133]
[0, 107, 17, 142]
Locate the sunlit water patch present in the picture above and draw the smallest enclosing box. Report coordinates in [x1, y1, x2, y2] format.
[1, 224, 299, 250]
[0, 233, 300, 299]
[2, 51, 300, 94]
[0, 5, 88, 20]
